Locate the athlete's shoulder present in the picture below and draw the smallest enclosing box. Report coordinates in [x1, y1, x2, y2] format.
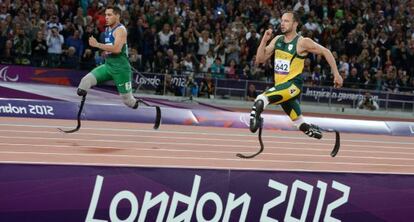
[113, 24, 127, 35]
[274, 34, 283, 42]
[297, 36, 314, 44]
[270, 35, 283, 47]
[114, 23, 127, 31]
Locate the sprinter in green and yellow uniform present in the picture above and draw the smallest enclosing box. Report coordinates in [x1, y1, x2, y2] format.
[250, 11, 343, 139]
[77, 6, 138, 109]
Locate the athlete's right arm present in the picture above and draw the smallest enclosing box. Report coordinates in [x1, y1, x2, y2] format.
[89, 28, 127, 54]
[255, 29, 280, 64]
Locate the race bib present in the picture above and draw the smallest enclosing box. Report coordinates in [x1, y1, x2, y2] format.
[274, 59, 290, 75]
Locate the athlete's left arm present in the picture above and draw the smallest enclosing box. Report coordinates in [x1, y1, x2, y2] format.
[89, 28, 126, 54]
[298, 37, 343, 88]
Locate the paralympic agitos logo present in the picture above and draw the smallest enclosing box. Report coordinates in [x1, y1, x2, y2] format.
[0, 66, 19, 82]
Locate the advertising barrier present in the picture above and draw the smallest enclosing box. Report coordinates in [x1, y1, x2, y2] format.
[0, 164, 413, 222]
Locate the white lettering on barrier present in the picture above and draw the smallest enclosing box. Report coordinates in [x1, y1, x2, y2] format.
[0, 103, 27, 114]
[0, 103, 54, 116]
[304, 88, 379, 101]
[222, 193, 250, 222]
[86, 175, 351, 222]
[137, 191, 169, 222]
[313, 181, 327, 222]
[166, 175, 200, 221]
[109, 191, 138, 222]
[324, 181, 351, 222]
[85, 175, 107, 222]
[260, 179, 288, 222]
[134, 75, 161, 86]
[171, 77, 187, 87]
[284, 180, 313, 222]
[196, 192, 223, 222]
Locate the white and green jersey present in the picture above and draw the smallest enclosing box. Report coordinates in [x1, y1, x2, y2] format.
[104, 23, 131, 73]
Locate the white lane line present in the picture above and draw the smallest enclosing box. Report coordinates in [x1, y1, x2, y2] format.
[1, 150, 413, 168]
[2, 135, 414, 158]
[1, 160, 413, 175]
[0, 122, 413, 145]
[1, 129, 413, 151]
[1, 142, 413, 161]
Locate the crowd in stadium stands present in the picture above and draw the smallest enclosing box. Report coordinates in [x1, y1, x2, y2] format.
[1, 0, 414, 96]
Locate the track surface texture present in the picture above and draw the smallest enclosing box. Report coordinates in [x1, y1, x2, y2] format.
[0, 117, 413, 175]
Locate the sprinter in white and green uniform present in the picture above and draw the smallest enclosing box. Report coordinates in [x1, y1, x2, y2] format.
[77, 6, 138, 109]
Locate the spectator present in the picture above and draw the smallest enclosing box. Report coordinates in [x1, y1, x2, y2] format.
[185, 74, 198, 98]
[0, 39, 14, 64]
[0, 3, 10, 20]
[210, 57, 225, 79]
[246, 27, 260, 61]
[46, 27, 64, 67]
[225, 37, 241, 65]
[182, 53, 194, 75]
[61, 46, 79, 69]
[361, 69, 373, 90]
[205, 50, 215, 69]
[345, 67, 361, 89]
[169, 26, 183, 57]
[374, 69, 384, 92]
[383, 66, 399, 92]
[13, 10, 32, 36]
[397, 70, 411, 93]
[141, 25, 157, 71]
[302, 58, 312, 84]
[226, 59, 238, 79]
[73, 7, 86, 28]
[46, 15, 63, 33]
[80, 48, 95, 70]
[31, 31, 48, 67]
[311, 65, 322, 85]
[246, 84, 258, 101]
[197, 30, 213, 58]
[182, 25, 197, 55]
[153, 50, 165, 73]
[199, 72, 215, 99]
[13, 26, 31, 65]
[338, 54, 349, 77]
[294, 0, 310, 14]
[198, 56, 209, 73]
[117, 0, 128, 12]
[82, 25, 99, 50]
[128, 18, 145, 53]
[158, 23, 173, 51]
[94, 50, 105, 66]
[65, 30, 84, 57]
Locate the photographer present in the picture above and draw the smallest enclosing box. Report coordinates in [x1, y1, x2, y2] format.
[185, 74, 198, 98]
[46, 26, 64, 67]
[357, 92, 379, 111]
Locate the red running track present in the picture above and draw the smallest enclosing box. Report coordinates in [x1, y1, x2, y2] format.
[0, 117, 413, 175]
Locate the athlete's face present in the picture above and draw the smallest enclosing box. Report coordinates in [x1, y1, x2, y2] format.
[280, 13, 297, 34]
[105, 9, 119, 26]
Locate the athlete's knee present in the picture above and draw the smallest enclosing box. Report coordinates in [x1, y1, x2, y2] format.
[77, 88, 87, 96]
[254, 94, 269, 109]
[121, 93, 138, 109]
[77, 73, 97, 95]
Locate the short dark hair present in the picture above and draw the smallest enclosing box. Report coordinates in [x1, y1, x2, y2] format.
[106, 6, 122, 15]
[283, 11, 300, 24]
